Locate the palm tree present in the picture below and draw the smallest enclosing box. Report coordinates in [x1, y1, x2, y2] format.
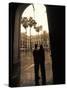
[21, 17, 37, 50]
[35, 25, 42, 45]
[21, 17, 28, 34]
[21, 17, 28, 49]
[28, 17, 37, 50]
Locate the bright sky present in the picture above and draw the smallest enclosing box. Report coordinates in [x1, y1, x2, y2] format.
[21, 4, 49, 36]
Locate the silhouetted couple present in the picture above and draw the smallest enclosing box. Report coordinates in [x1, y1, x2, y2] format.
[33, 44, 46, 85]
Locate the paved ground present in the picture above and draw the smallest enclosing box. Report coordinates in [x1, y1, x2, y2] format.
[20, 50, 53, 86]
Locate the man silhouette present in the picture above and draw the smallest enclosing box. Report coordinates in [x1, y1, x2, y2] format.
[39, 44, 46, 85]
[33, 44, 39, 85]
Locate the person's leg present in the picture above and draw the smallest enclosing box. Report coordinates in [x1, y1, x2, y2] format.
[34, 63, 39, 85]
[40, 63, 46, 85]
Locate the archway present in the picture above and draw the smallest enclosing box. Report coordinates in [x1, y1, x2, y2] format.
[20, 4, 53, 86]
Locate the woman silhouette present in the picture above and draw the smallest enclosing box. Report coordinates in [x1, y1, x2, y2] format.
[38, 45, 46, 85]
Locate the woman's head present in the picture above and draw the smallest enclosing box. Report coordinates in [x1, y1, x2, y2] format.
[40, 44, 43, 49]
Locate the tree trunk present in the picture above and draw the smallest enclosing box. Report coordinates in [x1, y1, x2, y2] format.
[30, 27, 31, 50]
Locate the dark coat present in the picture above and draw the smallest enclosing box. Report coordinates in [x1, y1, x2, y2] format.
[38, 47, 45, 63]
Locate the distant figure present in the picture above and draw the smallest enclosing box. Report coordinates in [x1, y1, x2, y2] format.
[39, 45, 46, 85]
[33, 44, 39, 85]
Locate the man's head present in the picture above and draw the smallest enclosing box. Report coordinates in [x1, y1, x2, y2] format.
[35, 44, 38, 49]
[40, 44, 43, 49]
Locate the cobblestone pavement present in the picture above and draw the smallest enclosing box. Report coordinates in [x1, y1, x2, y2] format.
[20, 50, 53, 86]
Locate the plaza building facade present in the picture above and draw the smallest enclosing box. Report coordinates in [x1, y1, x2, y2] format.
[20, 32, 50, 50]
